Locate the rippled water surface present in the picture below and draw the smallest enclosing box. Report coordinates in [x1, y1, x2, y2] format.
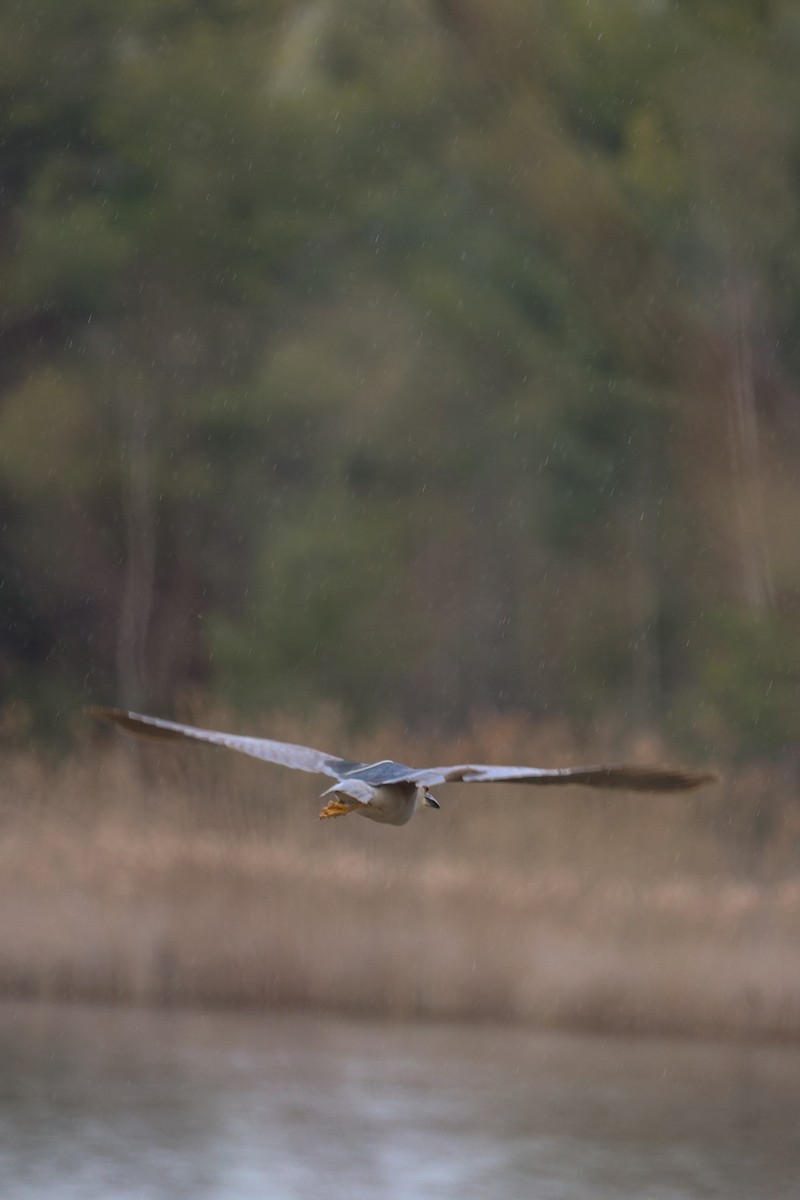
[1, 1002, 799, 1199]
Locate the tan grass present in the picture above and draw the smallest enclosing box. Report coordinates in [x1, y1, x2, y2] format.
[2, 712, 799, 1039]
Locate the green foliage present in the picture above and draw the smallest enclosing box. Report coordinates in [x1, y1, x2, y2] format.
[210, 492, 412, 718]
[696, 610, 800, 758]
[1, 0, 798, 759]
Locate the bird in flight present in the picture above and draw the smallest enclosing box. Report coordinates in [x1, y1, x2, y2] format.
[87, 708, 716, 827]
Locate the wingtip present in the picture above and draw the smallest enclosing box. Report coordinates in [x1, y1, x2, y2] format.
[85, 705, 138, 726]
[85, 705, 122, 723]
[83, 707, 176, 741]
[630, 766, 720, 792]
[577, 764, 720, 792]
[644, 767, 720, 792]
[669, 768, 720, 790]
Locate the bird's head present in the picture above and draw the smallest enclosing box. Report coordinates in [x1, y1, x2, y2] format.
[419, 786, 440, 811]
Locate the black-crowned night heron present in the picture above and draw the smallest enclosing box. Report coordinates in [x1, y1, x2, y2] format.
[87, 708, 716, 826]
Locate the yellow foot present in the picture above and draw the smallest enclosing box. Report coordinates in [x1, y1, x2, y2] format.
[318, 798, 356, 820]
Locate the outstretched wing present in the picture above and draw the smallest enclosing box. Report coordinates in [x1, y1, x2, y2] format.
[399, 763, 717, 792]
[86, 708, 360, 781]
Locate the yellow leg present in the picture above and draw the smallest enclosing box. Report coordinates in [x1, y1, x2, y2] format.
[318, 797, 357, 820]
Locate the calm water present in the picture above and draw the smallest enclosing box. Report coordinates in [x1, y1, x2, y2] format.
[0, 1002, 798, 1199]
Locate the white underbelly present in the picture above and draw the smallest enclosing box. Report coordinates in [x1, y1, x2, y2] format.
[355, 784, 417, 826]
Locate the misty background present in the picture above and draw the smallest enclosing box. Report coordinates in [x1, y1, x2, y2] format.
[1, 0, 797, 763]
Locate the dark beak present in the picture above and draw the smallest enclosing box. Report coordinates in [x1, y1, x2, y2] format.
[424, 790, 440, 809]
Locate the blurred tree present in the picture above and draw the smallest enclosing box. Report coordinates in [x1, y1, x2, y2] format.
[0, 0, 797, 756]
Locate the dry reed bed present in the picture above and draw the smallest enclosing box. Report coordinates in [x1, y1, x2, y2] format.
[3, 715, 799, 1039]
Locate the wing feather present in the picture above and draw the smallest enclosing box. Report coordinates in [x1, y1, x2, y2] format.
[86, 708, 355, 780]
[320, 779, 374, 805]
[402, 763, 717, 792]
[86, 709, 716, 793]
